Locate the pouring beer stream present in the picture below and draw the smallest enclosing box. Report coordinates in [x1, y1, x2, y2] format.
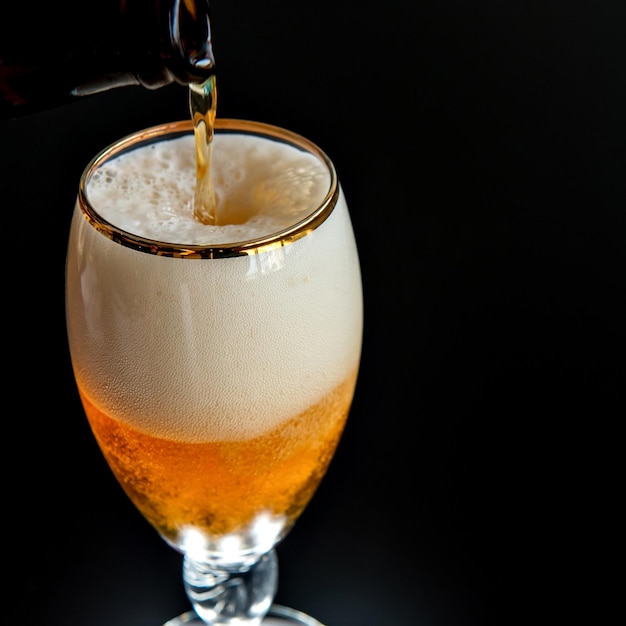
[190, 74, 219, 225]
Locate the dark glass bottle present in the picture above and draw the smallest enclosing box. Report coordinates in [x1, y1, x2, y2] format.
[0, 0, 215, 119]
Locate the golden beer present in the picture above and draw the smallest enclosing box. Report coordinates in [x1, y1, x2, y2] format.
[66, 120, 363, 567]
[76, 369, 358, 548]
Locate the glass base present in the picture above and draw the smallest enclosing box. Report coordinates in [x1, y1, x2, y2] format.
[164, 604, 325, 626]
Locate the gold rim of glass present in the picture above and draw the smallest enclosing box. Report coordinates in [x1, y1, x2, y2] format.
[77, 118, 339, 259]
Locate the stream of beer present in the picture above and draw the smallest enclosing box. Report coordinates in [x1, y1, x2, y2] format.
[190, 74, 218, 225]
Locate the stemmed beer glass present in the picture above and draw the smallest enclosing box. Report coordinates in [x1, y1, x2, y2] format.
[65, 119, 363, 625]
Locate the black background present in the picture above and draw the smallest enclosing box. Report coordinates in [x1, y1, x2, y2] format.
[2, 1, 623, 625]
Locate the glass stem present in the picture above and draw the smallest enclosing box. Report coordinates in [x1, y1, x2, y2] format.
[183, 549, 278, 625]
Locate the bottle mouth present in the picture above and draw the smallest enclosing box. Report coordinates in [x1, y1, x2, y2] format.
[170, 0, 216, 77]
[77, 118, 339, 259]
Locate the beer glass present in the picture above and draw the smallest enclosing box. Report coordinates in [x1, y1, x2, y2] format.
[65, 119, 363, 625]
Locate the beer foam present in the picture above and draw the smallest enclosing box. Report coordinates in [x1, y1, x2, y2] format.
[86, 134, 332, 244]
[68, 129, 363, 442]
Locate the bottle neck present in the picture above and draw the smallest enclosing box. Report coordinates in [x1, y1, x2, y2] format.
[0, 0, 215, 118]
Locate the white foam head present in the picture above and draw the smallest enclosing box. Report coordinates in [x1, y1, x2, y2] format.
[67, 124, 363, 442]
[86, 133, 332, 244]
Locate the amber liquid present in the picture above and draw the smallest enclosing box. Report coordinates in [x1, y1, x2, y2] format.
[78, 369, 357, 549]
[190, 75, 219, 224]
